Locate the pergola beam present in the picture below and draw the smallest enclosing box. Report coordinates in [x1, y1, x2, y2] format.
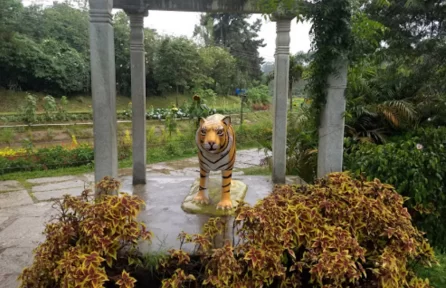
[113, 0, 263, 13]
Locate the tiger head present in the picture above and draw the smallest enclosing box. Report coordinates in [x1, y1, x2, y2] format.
[197, 114, 232, 154]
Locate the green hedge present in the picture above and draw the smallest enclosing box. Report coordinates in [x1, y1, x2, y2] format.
[0, 144, 94, 174]
[344, 127, 446, 250]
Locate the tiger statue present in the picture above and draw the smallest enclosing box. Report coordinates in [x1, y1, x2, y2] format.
[194, 114, 236, 210]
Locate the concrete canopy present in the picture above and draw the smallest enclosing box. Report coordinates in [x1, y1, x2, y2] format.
[113, 0, 263, 14]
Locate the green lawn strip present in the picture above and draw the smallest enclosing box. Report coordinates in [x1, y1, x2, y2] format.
[239, 166, 271, 176]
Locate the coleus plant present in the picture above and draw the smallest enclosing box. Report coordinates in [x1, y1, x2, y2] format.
[19, 176, 152, 288]
[161, 172, 436, 288]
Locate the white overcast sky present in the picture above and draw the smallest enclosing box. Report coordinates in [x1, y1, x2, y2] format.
[145, 11, 312, 62]
[22, 0, 312, 62]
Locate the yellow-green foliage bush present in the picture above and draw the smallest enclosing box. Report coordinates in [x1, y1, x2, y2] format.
[18, 177, 152, 288]
[18, 173, 437, 288]
[161, 172, 437, 288]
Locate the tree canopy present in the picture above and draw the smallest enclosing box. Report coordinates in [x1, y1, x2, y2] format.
[0, 0, 266, 97]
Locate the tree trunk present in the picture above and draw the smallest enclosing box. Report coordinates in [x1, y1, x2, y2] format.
[240, 98, 244, 126]
[176, 85, 179, 107]
[289, 85, 293, 112]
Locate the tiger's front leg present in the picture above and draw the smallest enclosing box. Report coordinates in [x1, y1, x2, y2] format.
[216, 170, 233, 210]
[193, 167, 210, 205]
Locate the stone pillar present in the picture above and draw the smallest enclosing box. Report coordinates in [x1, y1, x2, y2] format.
[317, 59, 348, 178]
[89, 0, 118, 187]
[271, 16, 294, 184]
[127, 11, 148, 185]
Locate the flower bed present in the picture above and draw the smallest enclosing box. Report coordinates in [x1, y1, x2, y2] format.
[0, 137, 94, 174]
[0, 147, 26, 158]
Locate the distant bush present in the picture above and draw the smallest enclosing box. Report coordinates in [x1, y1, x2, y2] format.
[246, 85, 271, 105]
[345, 127, 446, 250]
[20, 93, 37, 124]
[43, 95, 57, 121]
[235, 116, 272, 149]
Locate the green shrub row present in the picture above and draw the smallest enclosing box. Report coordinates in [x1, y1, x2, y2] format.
[0, 144, 94, 174]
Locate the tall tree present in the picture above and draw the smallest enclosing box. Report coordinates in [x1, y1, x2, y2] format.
[41, 3, 89, 54]
[192, 15, 214, 46]
[198, 46, 237, 94]
[0, 0, 23, 40]
[194, 13, 266, 86]
[113, 12, 131, 96]
[288, 52, 311, 110]
[153, 36, 202, 102]
[113, 11, 159, 96]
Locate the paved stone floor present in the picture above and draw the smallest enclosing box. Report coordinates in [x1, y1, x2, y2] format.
[0, 149, 302, 288]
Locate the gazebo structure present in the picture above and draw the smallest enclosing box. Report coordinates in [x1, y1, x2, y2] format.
[88, 0, 347, 186]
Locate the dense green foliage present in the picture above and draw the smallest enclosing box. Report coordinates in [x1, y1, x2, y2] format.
[0, 1, 89, 94]
[0, 0, 266, 97]
[304, 0, 352, 125]
[416, 252, 446, 288]
[256, 0, 446, 180]
[254, 2, 446, 261]
[345, 127, 446, 250]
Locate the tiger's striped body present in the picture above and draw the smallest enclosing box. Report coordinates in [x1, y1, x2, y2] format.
[194, 114, 236, 209]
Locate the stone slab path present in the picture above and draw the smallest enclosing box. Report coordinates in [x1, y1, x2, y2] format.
[0, 149, 282, 287]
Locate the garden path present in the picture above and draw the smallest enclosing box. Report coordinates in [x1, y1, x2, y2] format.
[0, 149, 303, 287]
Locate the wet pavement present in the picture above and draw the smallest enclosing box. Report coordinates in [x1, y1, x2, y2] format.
[0, 148, 304, 287]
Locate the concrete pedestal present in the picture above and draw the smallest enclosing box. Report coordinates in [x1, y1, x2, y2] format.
[181, 178, 248, 217]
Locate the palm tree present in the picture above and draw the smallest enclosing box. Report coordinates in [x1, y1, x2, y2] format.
[345, 61, 419, 143]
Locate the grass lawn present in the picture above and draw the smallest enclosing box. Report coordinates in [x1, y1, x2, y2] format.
[239, 166, 271, 175]
[0, 89, 242, 114]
